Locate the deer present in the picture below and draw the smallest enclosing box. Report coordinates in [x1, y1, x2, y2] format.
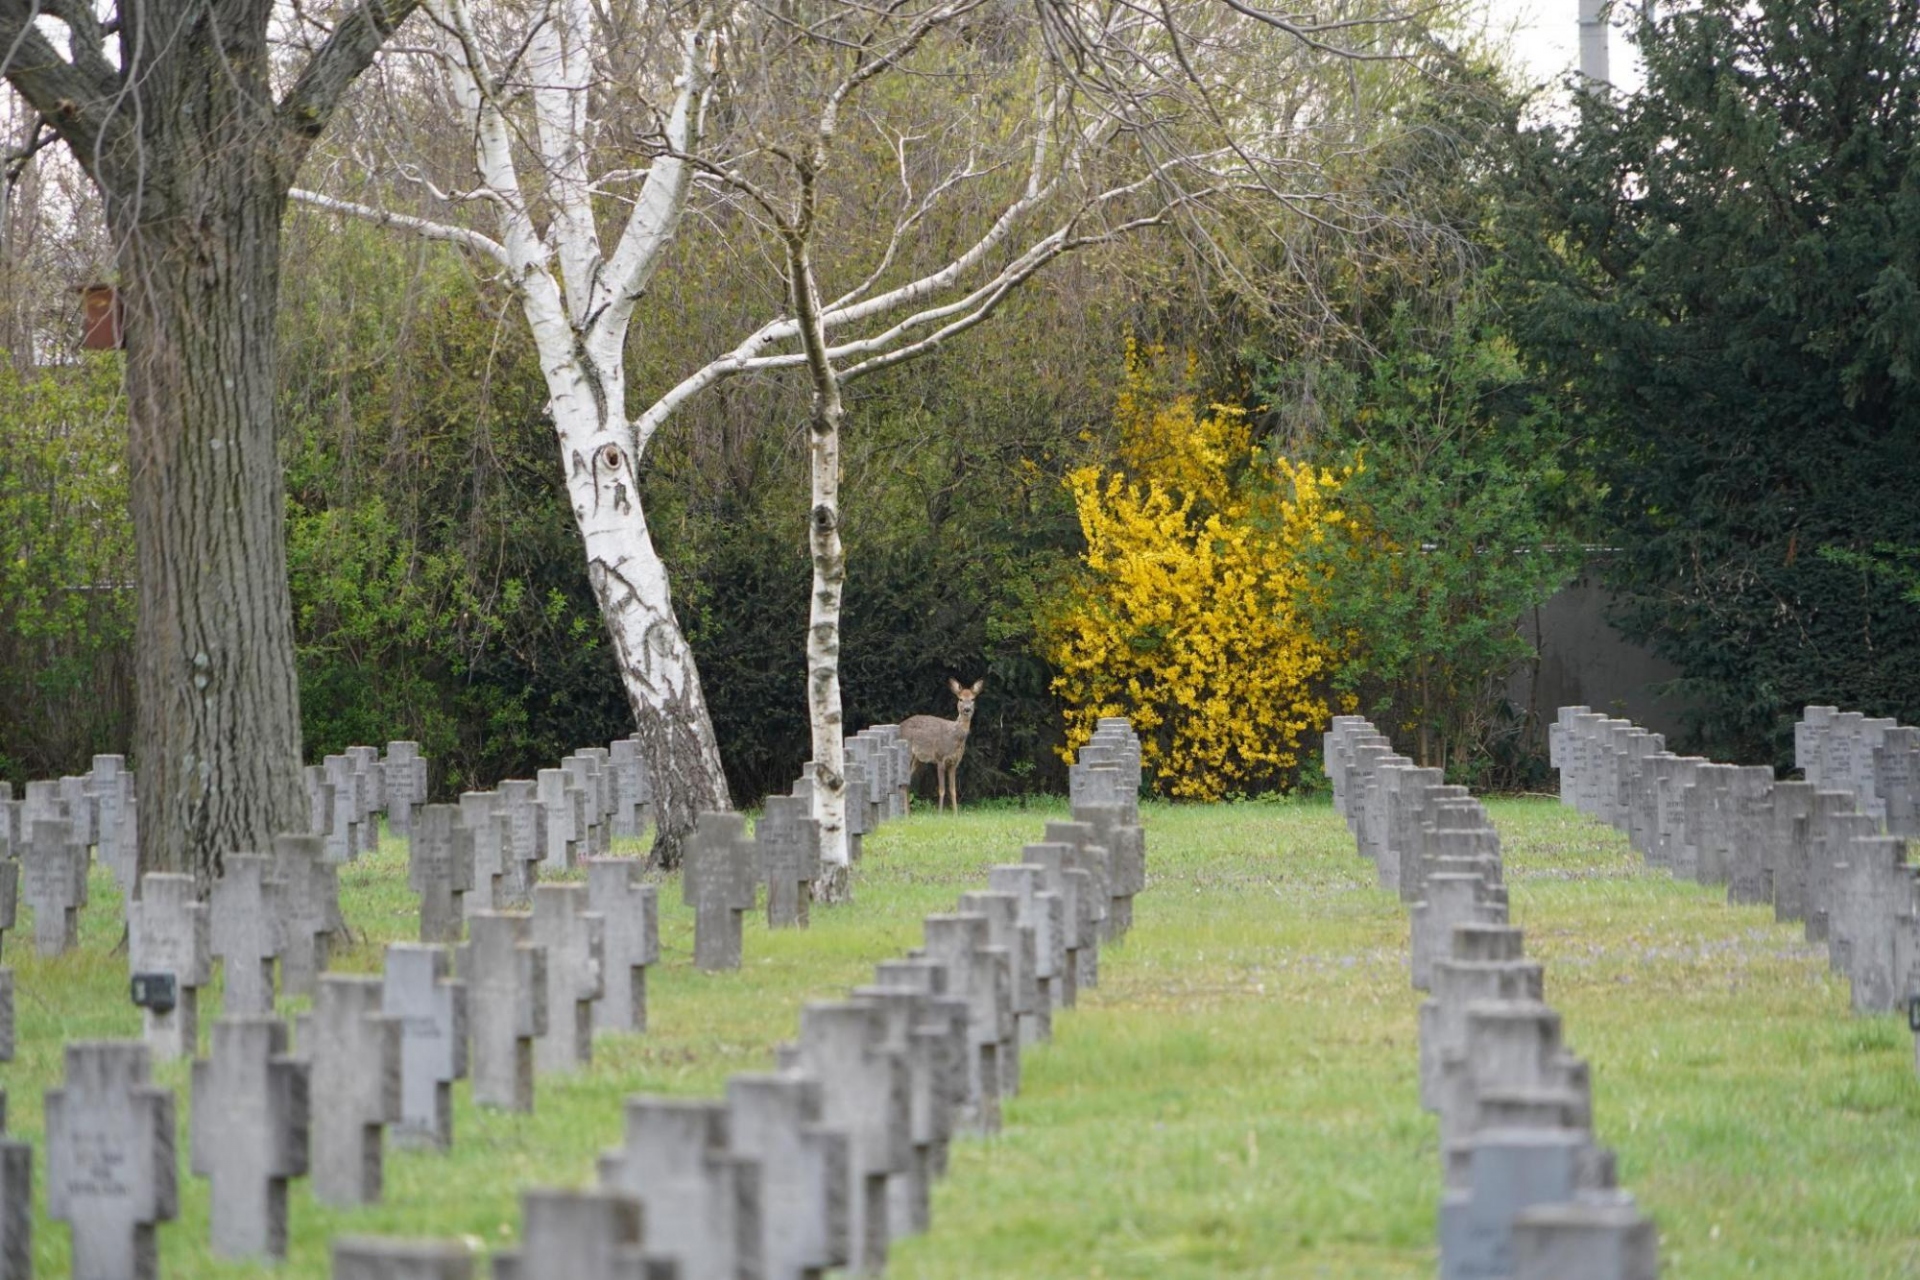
[900, 677, 986, 813]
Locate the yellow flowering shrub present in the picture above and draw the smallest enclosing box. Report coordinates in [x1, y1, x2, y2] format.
[1044, 344, 1352, 799]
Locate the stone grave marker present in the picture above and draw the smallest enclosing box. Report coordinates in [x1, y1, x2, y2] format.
[129, 872, 212, 1060]
[922, 913, 1013, 1122]
[460, 911, 548, 1110]
[1439, 1127, 1593, 1280]
[322, 754, 362, 862]
[585, 858, 656, 1034]
[24, 818, 82, 955]
[304, 763, 333, 843]
[1075, 802, 1145, 938]
[274, 833, 338, 997]
[332, 1236, 477, 1280]
[58, 774, 94, 851]
[347, 745, 385, 853]
[725, 1072, 850, 1280]
[384, 741, 428, 835]
[869, 958, 970, 1179]
[46, 1041, 178, 1280]
[211, 853, 282, 1016]
[1512, 1197, 1660, 1280]
[530, 884, 605, 1074]
[1727, 766, 1776, 906]
[986, 864, 1062, 1044]
[597, 1097, 760, 1280]
[0, 970, 11, 1062]
[608, 737, 653, 838]
[1020, 841, 1092, 1008]
[409, 804, 474, 944]
[90, 754, 137, 895]
[0, 1083, 25, 1280]
[496, 779, 545, 905]
[850, 983, 949, 1236]
[955, 890, 1036, 1092]
[458, 791, 509, 918]
[756, 795, 820, 928]
[563, 755, 611, 858]
[0, 861, 15, 963]
[297, 975, 402, 1207]
[783, 1001, 910, 1274]
[190, 1015, 310, 1259]
[491, 1187, 667, 1280]
[685, 811, 756, 971]
[535, 768, 578, 873]
[382, 944, 468, 1149]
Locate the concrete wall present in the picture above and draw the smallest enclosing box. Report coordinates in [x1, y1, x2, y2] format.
[1508, 572, 1696, 745]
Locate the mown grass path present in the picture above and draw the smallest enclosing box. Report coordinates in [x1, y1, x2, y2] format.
[3, 796, 1915, 1276]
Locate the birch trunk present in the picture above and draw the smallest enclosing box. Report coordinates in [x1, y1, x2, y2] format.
[787, 240, 852, 889]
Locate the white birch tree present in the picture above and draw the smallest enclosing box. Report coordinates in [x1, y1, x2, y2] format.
[295, 0, 1421, 868]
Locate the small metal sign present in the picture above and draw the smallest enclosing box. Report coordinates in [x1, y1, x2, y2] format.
[130, 972, 177, 1015]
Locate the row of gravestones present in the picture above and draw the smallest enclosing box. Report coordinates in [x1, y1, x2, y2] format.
[1549, 705, 1920, 1018]
[0, 757, 138, 957]
[0, 721, 1145, 1280]
[1325, 716, 1660, 1280]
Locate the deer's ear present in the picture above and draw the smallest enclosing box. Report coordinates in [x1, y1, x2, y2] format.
[970, 678, 986, 695]
[949, 677, 965, 696]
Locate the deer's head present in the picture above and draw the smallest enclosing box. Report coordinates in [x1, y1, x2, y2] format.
[949, 676, 986, 723]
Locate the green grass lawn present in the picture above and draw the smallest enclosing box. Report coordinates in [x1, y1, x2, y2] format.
[5, 796, 1918, 1277]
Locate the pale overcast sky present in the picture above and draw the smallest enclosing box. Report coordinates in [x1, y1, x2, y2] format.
[1470, 0, 1647, 97]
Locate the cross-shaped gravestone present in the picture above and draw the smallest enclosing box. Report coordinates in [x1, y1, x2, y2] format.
[347, 745, 385, 854]
[58, 775, 94, 853]
[535, 769, 577, 873]
[870, 957, 971, 1175]
[1074, 801, 1145, 939]
[986, 864, 1062, 1043]
[409, 804, 474, 944]
[332, 1236, 476, 1280]
[296, 975, 402, 1207]
[783, 1000, 910, 1274]
[608, 737, 652, 838]
[597, 1098, 760, 1280]
[585, 858, 657, 1034]
[563, 756, 610, 859]
[89, 755, 137, 896]
[458, 791, 509, 919]
[23, 818, 81, 956]
[384, 741, 428, 835]
[190, 1015, 309, 1259]
[849, 984, 949, 1236]
[491, 1188, 662, 1280]
[129, 873, 212, 1060]
[922, 912, 1014, 1124]
[273, 834, 336, 997]
[211, 854, 282, 1016]
[496, 780, 546, 906]
[725, 1072, 850, 1280]
[46, 1041, 178, 1280]
[1044, 819, 1110, 975]
[0, 1066, 25, 1280]
[684, 811, 756, 971]
[531, 884, 605, 1074]
[0, 860, 16, 963]
[322, 755, 361, 863]
[459, 911, 548, 1111]
[956, 889, 1036, 1092]
[382, 944, 468, 1149]
[1021, 842, 1092, 1008]
[756, 795, 820, 928]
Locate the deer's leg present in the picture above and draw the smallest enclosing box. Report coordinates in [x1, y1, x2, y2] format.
[951, 760, 961, 812]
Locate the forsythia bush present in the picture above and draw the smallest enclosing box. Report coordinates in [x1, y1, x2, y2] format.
[1045, 344, 1352, 799]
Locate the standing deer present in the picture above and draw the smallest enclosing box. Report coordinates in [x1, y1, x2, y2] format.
[900, 678, 986, 813]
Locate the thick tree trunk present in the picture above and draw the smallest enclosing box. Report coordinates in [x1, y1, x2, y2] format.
[98, 22, 309, 892]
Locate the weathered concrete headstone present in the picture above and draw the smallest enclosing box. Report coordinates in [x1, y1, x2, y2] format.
[783, 1001, 910, 1274]
[955, 889, 1036, 1092]
[274, 833, 338, 997]
[490, 1187, 666, 1280]
[725, 1072, 850, 1280]
[535, 768, 578, 873]
[297, 975, 402, 1207]
[211, 853, 283, 1016]
[129, 872, 213, 1060]
[332, 1236, 477, 1280]
[1020, 841, 1093, 1008]
[457, 791, 509, 919]
[0, 862, 15, 964]
[921, 913, 1012, 1124]
[459, 911, 548, 1111]
[382, 944, 468, 1149]
[597, 1098, 760, 1280]
[383, 741, 428, 835]
[985, 864, 1062, 1044]
[1512, 1197, 1660, 1280]
[585, 858, 656, 1034]
[90, 754, 137, 895]
[1438, 1127, 1593, 1280]
[530, 884, 605, 1074]
[410, 803, 474, 944]
[757, 795, 820, 928]
[608, 737, 653, 839]
[496, 779, 546, 906]
[46, 1041, 178, 1280]
[868, 959, 969, 1181]
[23, 817, 82, 956]
[563, 755, 611, 859]
[849, 983, 948, 1236]
[685, 811, 756, 971]
[347, 745, 385, 854]
[0, 1095, 24, 1280]
[322, 754, 362, 863]
[190, 1015, 310, 1259]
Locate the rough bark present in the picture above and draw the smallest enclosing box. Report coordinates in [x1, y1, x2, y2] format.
[1, 0, 418, 889]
